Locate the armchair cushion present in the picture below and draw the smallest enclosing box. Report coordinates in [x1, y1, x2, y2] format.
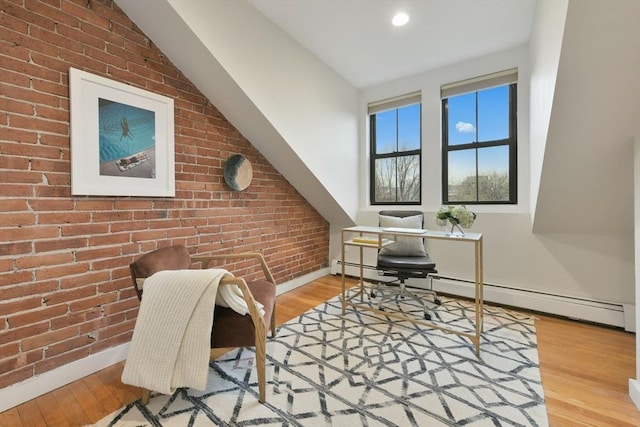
[378, 214, 427, 257]
[211, 279, 276, 348]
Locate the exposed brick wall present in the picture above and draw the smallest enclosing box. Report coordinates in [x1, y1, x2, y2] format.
[0, 0, 329, 389]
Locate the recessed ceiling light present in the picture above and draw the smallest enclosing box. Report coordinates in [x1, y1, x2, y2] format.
[392, 12, 410, 27]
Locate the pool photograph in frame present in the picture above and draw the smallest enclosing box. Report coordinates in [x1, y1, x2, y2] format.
[69, 68, 175, 197]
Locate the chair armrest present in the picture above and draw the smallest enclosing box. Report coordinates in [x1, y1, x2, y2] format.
[192, 252, 276, 285]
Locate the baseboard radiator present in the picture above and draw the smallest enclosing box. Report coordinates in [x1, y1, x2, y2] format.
[330, 259, 633, 331]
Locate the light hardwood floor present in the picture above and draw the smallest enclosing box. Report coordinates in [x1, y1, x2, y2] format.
[1, 275, 638, 426]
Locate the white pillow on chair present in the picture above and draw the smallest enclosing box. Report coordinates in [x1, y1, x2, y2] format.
[378, 214, 427, 257]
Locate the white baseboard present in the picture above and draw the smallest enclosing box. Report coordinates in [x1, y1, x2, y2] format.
[276, 267, 331, 295]
[0, 342, 130, 413]
[331, 259, 631, 330]
[0, 268, 330, 412]
[630, 379, 640, 411]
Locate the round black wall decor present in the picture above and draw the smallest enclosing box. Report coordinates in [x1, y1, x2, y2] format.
[223, 154, 253, 191]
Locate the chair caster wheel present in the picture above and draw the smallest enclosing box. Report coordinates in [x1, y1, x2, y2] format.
[434, 298, 442, 305]
[370, 292, 376, 298]
[424, 312, 431, 321]
[378, 307, 385, 312]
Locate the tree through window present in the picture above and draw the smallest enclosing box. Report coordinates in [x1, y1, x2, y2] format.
[369, 93, 421, 205]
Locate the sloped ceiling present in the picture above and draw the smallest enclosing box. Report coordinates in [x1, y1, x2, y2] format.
[114, 0, 639, 237]
[114, 0, 537, 228]
[114, 0, 359, 225]
[533, 0, 640, 235]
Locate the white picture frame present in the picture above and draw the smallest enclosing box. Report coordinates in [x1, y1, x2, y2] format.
[69, 67, 175, 197]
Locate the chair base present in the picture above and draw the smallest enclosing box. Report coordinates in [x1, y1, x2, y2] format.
[370, 277, 440, 320]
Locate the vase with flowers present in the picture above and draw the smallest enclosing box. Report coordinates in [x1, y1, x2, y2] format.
[435, 205, 476, 236]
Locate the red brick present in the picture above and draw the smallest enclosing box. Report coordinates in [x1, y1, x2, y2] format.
[1, 139, 63, 158]
[28, 199, 74, 212]
[8, 114, 68, 135]
[74, 246, 120, 262]
[97, 276, 129, 294]
[34, 237, 88, 253]
[39, 133, 69, 148]
[88, 233, 131, 247]
[8, 1, 57, 31]
[35, 184, 71, 198]
[110, 220, 148, 233]
[0, 296, 42, 316]
[34, 104, 69, 122]
[16, 252, 73, 269]
[74, 200, 114, 211]
[34, 346, 90, 375]
[1, 225, 59, 242]
[60, 223, 109, 236]
[1, 7, 30, 34]
[0, 241, 32, 257]
[44, 335, 94, 358]
[50, 307, 100, 330]
[0, 170, 42, 184]
[22, 325, 77, 351]
[0, 280, 58, 300]
[35, 262, 89, 281]
[0, 342, 20, 360]
[37, 211, 90, 225]
[8, 304, 68, 328]
[68, 293, 118, 313]
[0, 212, 36, 227]
[102, 298, 138, 316]
[0, 365, 34, 389]
[99, 318, 135, 340]
[90, 331, 132, 354]
[43, 286, 96, 307]
[0, 0, 329, 392]
[60, 271, 109, 290]
[0, 322, 49, 346]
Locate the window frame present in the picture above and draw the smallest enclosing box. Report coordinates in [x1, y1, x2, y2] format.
[441, 81, 518, 205]
[369, 99, 422, 206]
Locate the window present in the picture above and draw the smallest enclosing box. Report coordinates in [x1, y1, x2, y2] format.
[441, 70, 517, 204]
[369, 92, 421, 205]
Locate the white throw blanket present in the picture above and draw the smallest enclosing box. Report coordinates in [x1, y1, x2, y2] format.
[121, 268, 261, 394]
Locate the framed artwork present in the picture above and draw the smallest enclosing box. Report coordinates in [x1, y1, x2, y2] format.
[69, 67, 175, 197]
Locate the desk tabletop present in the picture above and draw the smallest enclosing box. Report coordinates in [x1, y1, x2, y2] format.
[342, 225, 482, 242]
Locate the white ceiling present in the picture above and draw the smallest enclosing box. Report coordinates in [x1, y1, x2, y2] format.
[248, 0, 537, 88]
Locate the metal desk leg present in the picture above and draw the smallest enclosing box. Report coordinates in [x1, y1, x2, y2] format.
[341, 233, 346, 315]
[473, 236, 484, 356]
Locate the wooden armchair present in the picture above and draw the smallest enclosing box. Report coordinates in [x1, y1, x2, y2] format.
[129, 245, 277, 404]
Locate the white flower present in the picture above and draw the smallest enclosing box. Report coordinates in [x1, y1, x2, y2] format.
[435, 205, 476, 229]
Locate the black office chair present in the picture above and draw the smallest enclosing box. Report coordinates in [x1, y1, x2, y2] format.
[371, 210, 440, 320]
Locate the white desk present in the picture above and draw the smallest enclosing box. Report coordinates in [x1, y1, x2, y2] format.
[340, 225, 484, 356]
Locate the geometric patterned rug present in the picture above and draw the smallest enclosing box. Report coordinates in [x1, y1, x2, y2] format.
[92, 289, 548, 426]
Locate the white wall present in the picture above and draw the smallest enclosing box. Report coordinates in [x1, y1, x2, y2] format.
[532, 0, 640, 235]
[359, 46, 531, 216]
[328, 43, 634, 309]
[167, 0, 359, 211]
[528, 0, 569, 223]
[116, 0, 636, 312]
[116, 0, 360, 225]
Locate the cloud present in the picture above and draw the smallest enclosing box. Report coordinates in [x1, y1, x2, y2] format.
[456, 121, 475, 133]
